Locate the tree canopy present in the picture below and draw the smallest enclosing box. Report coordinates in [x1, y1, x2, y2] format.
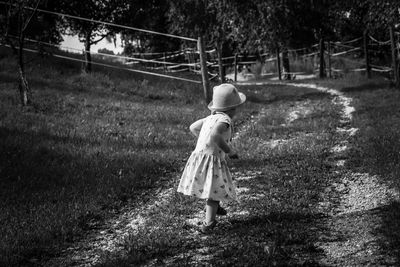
[3, 0, 399, 59]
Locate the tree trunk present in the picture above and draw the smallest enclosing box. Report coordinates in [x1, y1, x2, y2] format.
[217, 42, 225, 83]
[363, 31, 371, 79]
[84, 32, 92, 73]
[390, 26, 399, 87]
[282, 48, 291, 80]
[276, 46, 282, 80]
[234, 53, 238, 82]
[327, 41, 332, 78]
[18, 38, 31, 106]
[198, 36, 212, 104]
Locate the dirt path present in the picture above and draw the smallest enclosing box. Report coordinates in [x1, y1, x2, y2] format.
[293, 83, 400, 266]
[162, 82, 400, 266]
[45, 82, 400, 266]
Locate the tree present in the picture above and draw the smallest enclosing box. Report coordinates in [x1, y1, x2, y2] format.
[117, 0, 180, 55]
[0, 0, 61, 106]
[168, 0, 240, 83]
[364, 0, 400, 33]
[364, 0, 400, 84]
[234, 1, 321, 79]
[331, 0, 370, 41]
[209, 1, 238, 83]
[55, 0, 127, 73]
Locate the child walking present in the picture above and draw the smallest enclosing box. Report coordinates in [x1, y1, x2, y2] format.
[178, 83, 246, 233]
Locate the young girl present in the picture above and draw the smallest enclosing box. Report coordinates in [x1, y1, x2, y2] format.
[178, 83, 246, 233]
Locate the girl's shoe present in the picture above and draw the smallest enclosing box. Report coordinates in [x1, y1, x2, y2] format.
[216, 205, 227, 216]
[200, 220, 217, 234]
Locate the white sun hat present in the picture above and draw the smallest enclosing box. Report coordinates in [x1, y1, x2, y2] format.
[208, 83, 246, 111]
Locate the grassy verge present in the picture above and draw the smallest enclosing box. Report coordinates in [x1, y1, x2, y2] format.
[338, 80, 400, 262]
[0, 49, 206, 266]
[346, 85, 400, 187]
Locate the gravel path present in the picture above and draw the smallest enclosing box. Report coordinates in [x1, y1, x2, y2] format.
[44, 178, 178, 266]
[290, 83, 400, 266]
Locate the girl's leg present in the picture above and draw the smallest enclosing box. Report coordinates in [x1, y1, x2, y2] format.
[205, 199, 219, 224]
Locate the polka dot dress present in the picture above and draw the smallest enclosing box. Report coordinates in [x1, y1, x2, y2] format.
[178, 112, 237, 202]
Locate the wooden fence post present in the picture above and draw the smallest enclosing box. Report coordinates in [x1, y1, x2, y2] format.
[319, 37, 325, 78]
[187, 50, 191, 72]
[276, 46, 282, 80]
[363, 30, 371, 78]
[234, 53, 238, 82]
[163, 52, 167, 73]
[198, 36, 212, 103]
[327, 41, 332, 78]
[390, 26, 399, 87]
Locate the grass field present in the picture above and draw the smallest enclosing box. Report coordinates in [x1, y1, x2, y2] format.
[1, 46, 399, 266]
[0, 47, 207, 266]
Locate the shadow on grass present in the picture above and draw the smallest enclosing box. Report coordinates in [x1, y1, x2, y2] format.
[212, 212, 328, 266]
[341, 81, 392, 93]
[0, 72, 17, 83]
[344, 86, 400, 265]
[375, 201, 400, 264]
[245, 88, 330, 106]
[0, 126, 181, 266]
[101, 211, 330, 267]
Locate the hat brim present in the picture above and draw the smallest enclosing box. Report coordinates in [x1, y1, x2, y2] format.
[208, 92, 246, 111]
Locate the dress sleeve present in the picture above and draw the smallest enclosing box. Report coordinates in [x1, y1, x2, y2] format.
[217, 113, 231, 126]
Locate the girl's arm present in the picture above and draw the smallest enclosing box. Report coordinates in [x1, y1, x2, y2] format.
[189, 118, 204, 137]
[210, 122, 237, 157]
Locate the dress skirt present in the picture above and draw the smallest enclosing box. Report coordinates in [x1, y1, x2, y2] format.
[178, 151, 237, 202]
